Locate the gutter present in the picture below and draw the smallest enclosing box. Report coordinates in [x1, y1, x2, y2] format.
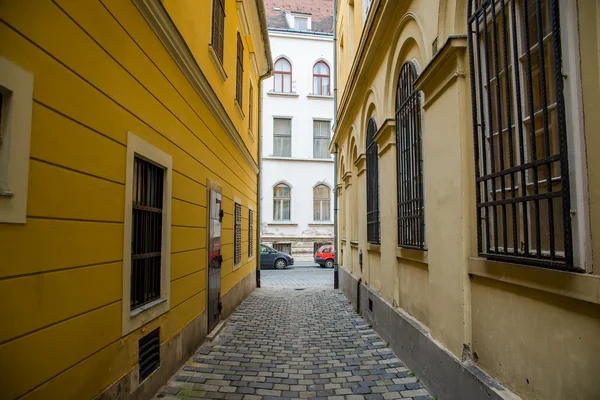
[255, 0, 273, 288]
[332, 0, 339, 290]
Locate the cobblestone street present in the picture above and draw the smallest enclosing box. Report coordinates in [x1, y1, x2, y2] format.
[153, 266, 432, 400]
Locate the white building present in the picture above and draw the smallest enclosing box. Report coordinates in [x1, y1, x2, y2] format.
[261, 1, 334, 261]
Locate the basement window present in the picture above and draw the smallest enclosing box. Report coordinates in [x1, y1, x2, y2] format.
[139, 328, 160, 382]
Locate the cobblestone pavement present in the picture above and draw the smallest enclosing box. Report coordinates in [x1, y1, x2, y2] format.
[153, 287, 433, 400]
[261, 265, 333, 288]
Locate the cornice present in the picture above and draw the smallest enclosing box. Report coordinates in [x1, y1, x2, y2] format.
[373, 118, 395, 156]
[354, 153, 366, 176]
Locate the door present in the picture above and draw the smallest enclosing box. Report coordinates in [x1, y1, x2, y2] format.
[207, 189, 223, 333]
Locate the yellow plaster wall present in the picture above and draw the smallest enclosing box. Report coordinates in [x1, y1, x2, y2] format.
[0, 0, 262, 398]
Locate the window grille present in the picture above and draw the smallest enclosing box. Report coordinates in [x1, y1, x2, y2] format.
[396, 62, 425, 249]
[313, 184, 331, 221]
[273, 118, 292, 157]
[313, 62, 331, 95]
[236, 32, 244, 106]
[234, 203, 242, 265]
[366, 118, 380, 244]
[467, 0, 573, 269]
[273, 58, 292, 93]
[313, 120, 331, 159]
[273, 184, 291, 220]
[211, 0, 225, 64]
[131, 156, 164, 310]
[248, 209, 254, 258]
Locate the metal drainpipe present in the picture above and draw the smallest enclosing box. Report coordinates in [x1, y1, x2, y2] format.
[256, 78, 263, 288]
[332, 0, 339, 290]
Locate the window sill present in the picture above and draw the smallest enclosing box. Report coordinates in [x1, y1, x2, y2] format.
[267, 221, 298, 226]
[130, 297, 167, 318]
[468, 257, 600, 305]
[267, 91, 299, 98]
[234, 99, 245, 119]
[350, 240, 359, 248]
[341, 238, 347, 243]
[248, 129, 255, 142]
[307, 94, 334, 100]
[309, 221, 334, 226]
[367, 243, 381, 253]
[396, 247, 428, 264]
[208, 44, 227, 82]
[263, 156, 334, 163]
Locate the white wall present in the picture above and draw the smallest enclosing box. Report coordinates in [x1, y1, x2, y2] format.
[261, 30, 334, 239]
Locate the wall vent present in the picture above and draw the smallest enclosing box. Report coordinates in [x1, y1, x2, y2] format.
[139, 328, 160, 382]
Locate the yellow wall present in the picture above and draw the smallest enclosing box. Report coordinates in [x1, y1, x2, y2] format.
[333, 0, 600, 399]
[0, 0, 265, 398]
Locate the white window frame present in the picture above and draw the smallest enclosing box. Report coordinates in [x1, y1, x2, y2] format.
[122, 132, 173, 335]
[313, 119, 332, 159]
[0, 57, 34, 224]
[273, 117, 292, 157]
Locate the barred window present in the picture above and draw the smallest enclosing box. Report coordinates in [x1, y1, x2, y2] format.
[273, 118, 292, 157]
[248, 209, 254, 258]
[249, 84, 254, 133]
[274, 58, 292, 93]
[131, 156, 164, 310]
[313, 184, 331, 221]
[396, 62, 425, 249]
[211, 0, 225, 64]
[313, 61, 331, 95]
[313, 120, 331, 159]
[468, 0, 572, 268]
[234, 202, 241, 265]
[366, 118, 380, 244]
[273, 184, 291, 220]
[236, 32, 244, 106]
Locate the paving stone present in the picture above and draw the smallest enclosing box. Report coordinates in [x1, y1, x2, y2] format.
[401, 388, 430, 397]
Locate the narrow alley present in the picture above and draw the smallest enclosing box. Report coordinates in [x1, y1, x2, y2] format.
[154, 265, 432, 400]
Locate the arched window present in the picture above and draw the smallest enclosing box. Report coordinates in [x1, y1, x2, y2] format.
[273, 183, 291, 220]
[313, 184, 331, 221]
[313, 61, 330, 95]
[273, 58, 292, 93]
[467, 0, 572, 268]
[366, 117, 379, 244]
[396, 61, 425, 249]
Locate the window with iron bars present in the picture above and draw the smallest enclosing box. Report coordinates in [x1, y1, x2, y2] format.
[211, 0, 225, 64]
[396, 61, 425, 250]
[131, 156, 164, 310]
[366, 118, 380, 244]
[234, 202, 242, 265]
[236, 32, 244, 107]
[248, 209, 254, 258]
[467, 0, 573, 269]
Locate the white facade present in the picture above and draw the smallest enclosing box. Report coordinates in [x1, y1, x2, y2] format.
[261, 29, 335, 261]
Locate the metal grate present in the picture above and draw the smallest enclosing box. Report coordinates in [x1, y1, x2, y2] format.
[234, 203, 242, 265]
[467, 0, 572, 269]
[236, 32, 244, 106]
[139, 328, 160, 382]
[211, 0, 225, 64]
[366, 118, 380, 244]
[396, 62, 425, 250]
[131, 156, 164, 310]
[248, 209, 254, 258]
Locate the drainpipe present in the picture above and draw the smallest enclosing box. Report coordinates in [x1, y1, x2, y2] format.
[332, 0, 339, 290]
[256, 0, 274, 289]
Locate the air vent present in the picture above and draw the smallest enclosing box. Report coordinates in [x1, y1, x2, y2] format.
[139, 328, 160, 382]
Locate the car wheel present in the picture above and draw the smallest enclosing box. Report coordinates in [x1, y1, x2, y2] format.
[325, 259, 334, 269]
[274, 258, 287, 269]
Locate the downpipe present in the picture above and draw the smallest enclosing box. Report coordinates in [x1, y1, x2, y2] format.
[332, 0, 339, 289]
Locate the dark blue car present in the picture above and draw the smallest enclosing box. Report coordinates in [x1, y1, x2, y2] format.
[260, 244, 294, 269]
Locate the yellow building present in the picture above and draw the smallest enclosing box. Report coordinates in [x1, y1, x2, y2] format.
[333, 0, 600, 399]
[0, 0, 271, 398]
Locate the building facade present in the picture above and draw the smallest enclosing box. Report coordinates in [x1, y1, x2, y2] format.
[333, 0, 600, 399]
[0, 0, 270, 398]
[260, 0, 335, 262]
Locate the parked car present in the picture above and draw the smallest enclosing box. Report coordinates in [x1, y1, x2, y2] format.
[314, 245, 335, 268]
[260, 244, 294, 269]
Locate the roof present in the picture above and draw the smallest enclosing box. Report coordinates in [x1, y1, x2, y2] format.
[263, 0, 333, 34]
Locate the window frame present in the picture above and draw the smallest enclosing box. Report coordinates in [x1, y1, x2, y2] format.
[467, 0, 589, 271]
[0, 57, 34, 224]
[313, 184, 331, 221]
[313, 61, 331, 95]
[366, 117, 380, 244]
[273, 117, 292, 157]
[210, 0, 226, 65]
[313, 119, 331, 159]
[248, 206, 254, 259]
[273, 183, 292, 221]
[235, 32, 244, 107]
[233, 199, 242, 268]
[122, 132, 172, 335]
[273, 58, 293, 93]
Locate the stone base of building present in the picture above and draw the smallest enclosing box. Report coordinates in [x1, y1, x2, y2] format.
[263, 237, 334, 261]
[338, 266, 519, 400]
[95, 269, 257, 400]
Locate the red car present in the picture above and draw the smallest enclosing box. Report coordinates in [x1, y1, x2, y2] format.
[314, 245, 335, 268]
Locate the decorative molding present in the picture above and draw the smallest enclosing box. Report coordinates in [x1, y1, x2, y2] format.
[234, 99, 245, 119]
[374, 118, 396, 156]
[132, 0, 260, 174]
[354, 153, 366, 176]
